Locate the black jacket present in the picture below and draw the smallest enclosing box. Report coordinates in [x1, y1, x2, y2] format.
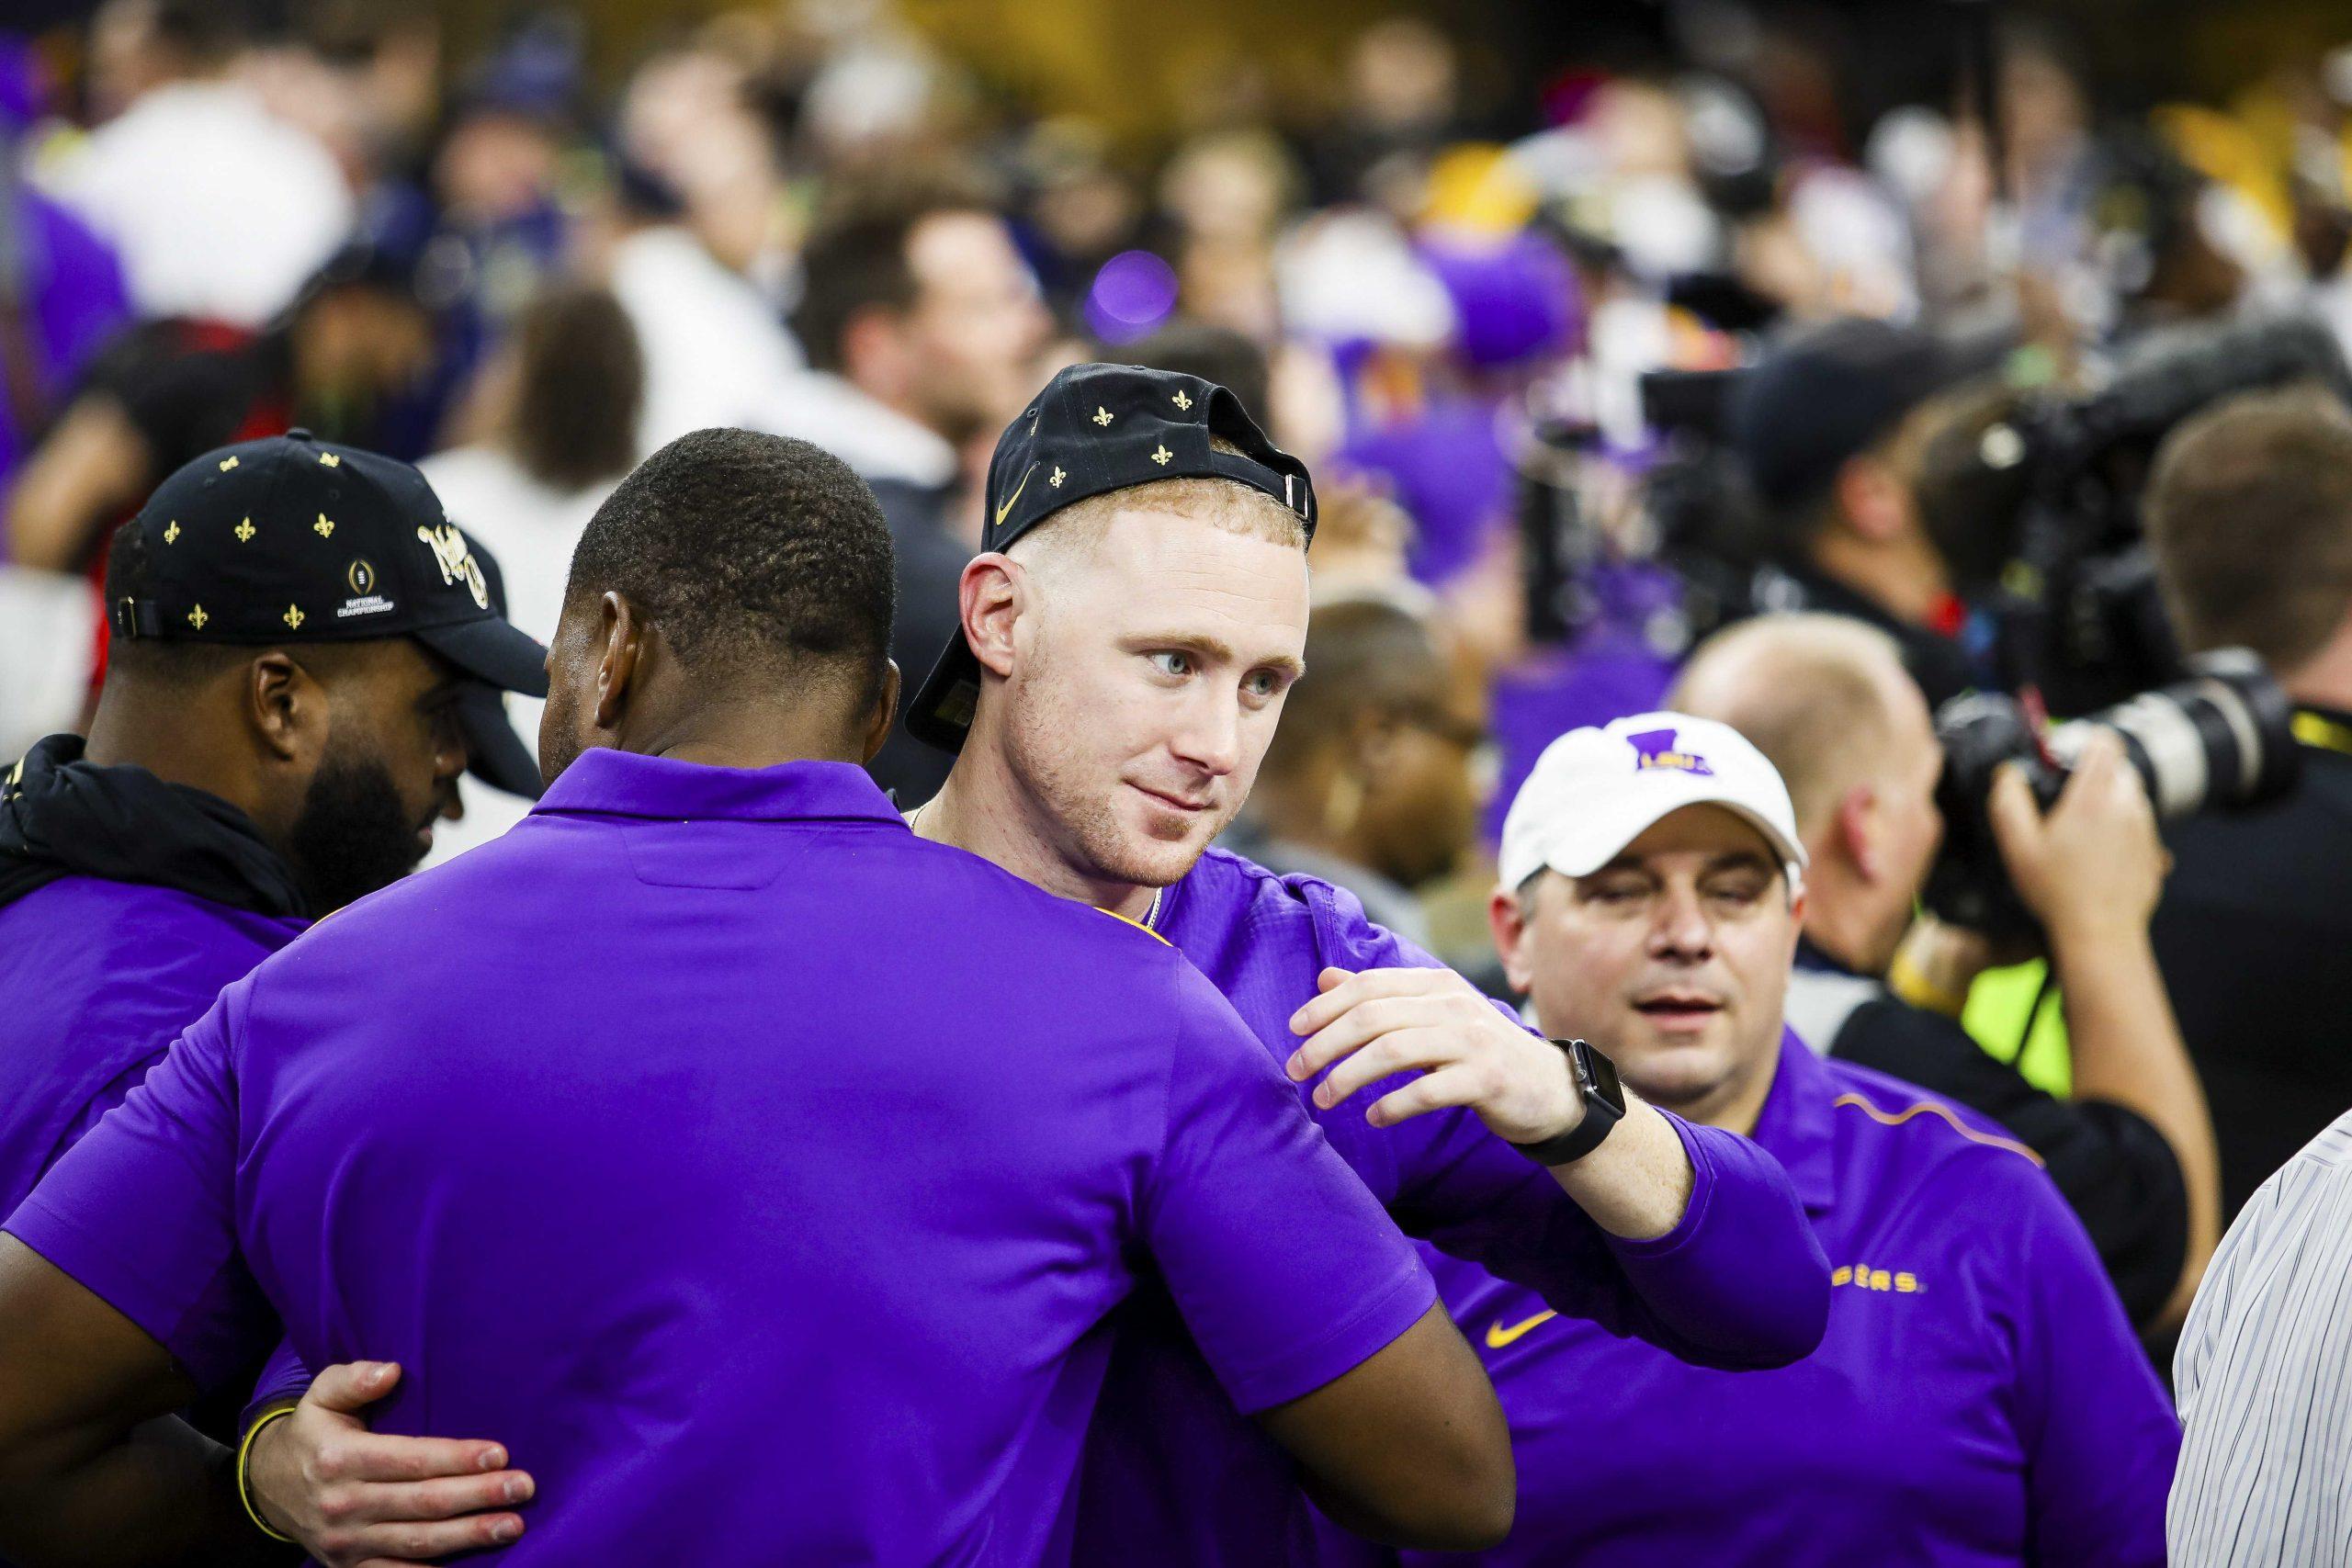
[2154, 707, 2352, 1222]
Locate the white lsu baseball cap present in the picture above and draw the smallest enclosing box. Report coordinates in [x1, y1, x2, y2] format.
[1498, 712, 1808, 897]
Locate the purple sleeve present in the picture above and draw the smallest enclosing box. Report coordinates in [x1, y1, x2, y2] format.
[243, 1337, 314, 1433]
[1386, 1087, 1827, 1370]
[1998, 1161, 2178, 1566]
[32, 1051, 165, 1193]
[1303, 884, 1827, 1370]
[0, 987, 271, 1393]
[1141, 962, 1437, 1415]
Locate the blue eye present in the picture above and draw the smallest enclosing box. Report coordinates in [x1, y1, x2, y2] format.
[1148, 651, 1193, 678]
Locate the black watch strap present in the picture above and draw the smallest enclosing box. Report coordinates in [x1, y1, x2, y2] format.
[1510, 1038, 1627, 1167]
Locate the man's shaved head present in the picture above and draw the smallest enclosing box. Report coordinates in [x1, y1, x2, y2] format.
[1669, 615, 1917, 837]
[1669, 614, 1943, 976]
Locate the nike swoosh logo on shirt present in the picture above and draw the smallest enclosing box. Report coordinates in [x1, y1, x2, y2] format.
[1485, 1310, 1557, 1349]
[994, 464, 1037, 529]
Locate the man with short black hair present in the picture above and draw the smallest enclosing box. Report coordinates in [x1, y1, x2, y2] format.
[789, 169, 1051, 804]
[1728, 317, 1988, 709]
[2143, 385, 2352, 1220]
[0, 430, 545, 1227]
[1229, 595, 1487, 953]
[0, 425, 1514, 1564]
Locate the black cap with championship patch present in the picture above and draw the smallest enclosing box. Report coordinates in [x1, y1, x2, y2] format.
[905, 361, 1317, 752]
[107, 429, 549, 793]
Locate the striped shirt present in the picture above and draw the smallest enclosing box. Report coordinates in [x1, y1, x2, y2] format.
[2170, 1112, 2352, 1564]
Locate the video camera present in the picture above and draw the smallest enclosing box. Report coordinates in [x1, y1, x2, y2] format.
[1917, 316, 2352, 715]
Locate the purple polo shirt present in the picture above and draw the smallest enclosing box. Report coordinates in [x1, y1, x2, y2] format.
[5, 754, 1435, 1563]
[1072, 851, 1830, 1562]
[0, 876, 301, 1218]
[1329, 1034, 2177, 1568]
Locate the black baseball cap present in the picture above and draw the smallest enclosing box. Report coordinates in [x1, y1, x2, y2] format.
[905, 362, 1317, 753]
[451, 537, 544, 799]
[1728, 317, 1964, 513]
[108, 430, 549, 789]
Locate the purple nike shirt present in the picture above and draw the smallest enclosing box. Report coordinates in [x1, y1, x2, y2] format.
[1070, 849, 1831, 1563]
[1321, 1035, 2178, 1568]
[6, 756, 1436, 1562]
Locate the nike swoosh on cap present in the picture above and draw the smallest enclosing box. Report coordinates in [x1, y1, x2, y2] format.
[994, 464, 1036, 529]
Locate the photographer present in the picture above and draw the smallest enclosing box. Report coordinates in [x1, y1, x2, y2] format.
[1724, 318, 1991, 711]
[2144, 387, 2352, 1220]
[1674, 614, 2218, 1328]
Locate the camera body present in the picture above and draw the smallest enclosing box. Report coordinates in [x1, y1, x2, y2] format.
[1925, 649, 2301, 939]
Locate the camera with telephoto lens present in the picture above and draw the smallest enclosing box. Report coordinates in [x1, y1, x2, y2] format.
[1924, 649, 2301, 939]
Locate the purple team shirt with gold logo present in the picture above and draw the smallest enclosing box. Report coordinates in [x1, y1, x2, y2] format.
[5, 755, 1438, 1563]
[1323, 1033, 2178, 1568]
[1071, 850, 1833, 1562]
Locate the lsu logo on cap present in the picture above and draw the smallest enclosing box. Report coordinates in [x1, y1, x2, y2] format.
[1627, 727, 1713, 776]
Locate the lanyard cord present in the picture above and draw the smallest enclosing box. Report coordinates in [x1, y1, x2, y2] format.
[2292, 708, 2352, 758]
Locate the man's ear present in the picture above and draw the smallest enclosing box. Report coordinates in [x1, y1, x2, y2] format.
[840, 307, 910, 404]
[593, 592, 645, 731]
[1836, 782, 1882, 884]
[246, 650, 327, 767]
[1489, 882, 1537, 995]
[1349, 706, 1398, 777]
[959, 553, 1022, 678]
[860, 660, 903, 764]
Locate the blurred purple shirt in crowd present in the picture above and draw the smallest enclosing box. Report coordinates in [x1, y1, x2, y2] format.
[1323, 1034, 2179, 1568]
[0, 188, 133, 491]
[5, 754, 1436, 1562]
[1072, 848, 1830, 1564]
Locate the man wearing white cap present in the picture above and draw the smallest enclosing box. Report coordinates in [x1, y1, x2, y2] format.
[1318, 712, 2180, 1567]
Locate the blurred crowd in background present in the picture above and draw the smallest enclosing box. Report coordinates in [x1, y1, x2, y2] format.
[15, 0, 2352, 1187]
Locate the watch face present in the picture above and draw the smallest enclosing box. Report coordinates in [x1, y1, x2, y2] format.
[1571, 1039, 1628, 1117]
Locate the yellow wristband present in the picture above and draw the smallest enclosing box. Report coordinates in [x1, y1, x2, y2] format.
[236, 1404, 300, 1543]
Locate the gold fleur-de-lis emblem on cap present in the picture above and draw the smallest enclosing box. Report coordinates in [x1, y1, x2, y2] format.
[163, 521, 180, 544]
[283, 604, 305, 630]
[314, 513, 334, 538]
[1092, 406, 1114, 426]
[1049, 466, 1066, 488]
[233, 517, 255, 544]
[1172, 389, 1193, 411]
[218, 456, 239, 472]
[318, 452, 340, 468]
[1150, 445, 1173, 466]
[187, 604, 208, 630]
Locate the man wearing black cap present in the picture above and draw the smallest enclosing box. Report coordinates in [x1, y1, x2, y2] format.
[254, 365, 1826, 1565]
[0, 429, 545, 1233]
[1728, 316, 1990, 710]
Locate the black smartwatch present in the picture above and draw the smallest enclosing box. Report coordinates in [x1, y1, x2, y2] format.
[1510, 1039, 1626, 1167]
